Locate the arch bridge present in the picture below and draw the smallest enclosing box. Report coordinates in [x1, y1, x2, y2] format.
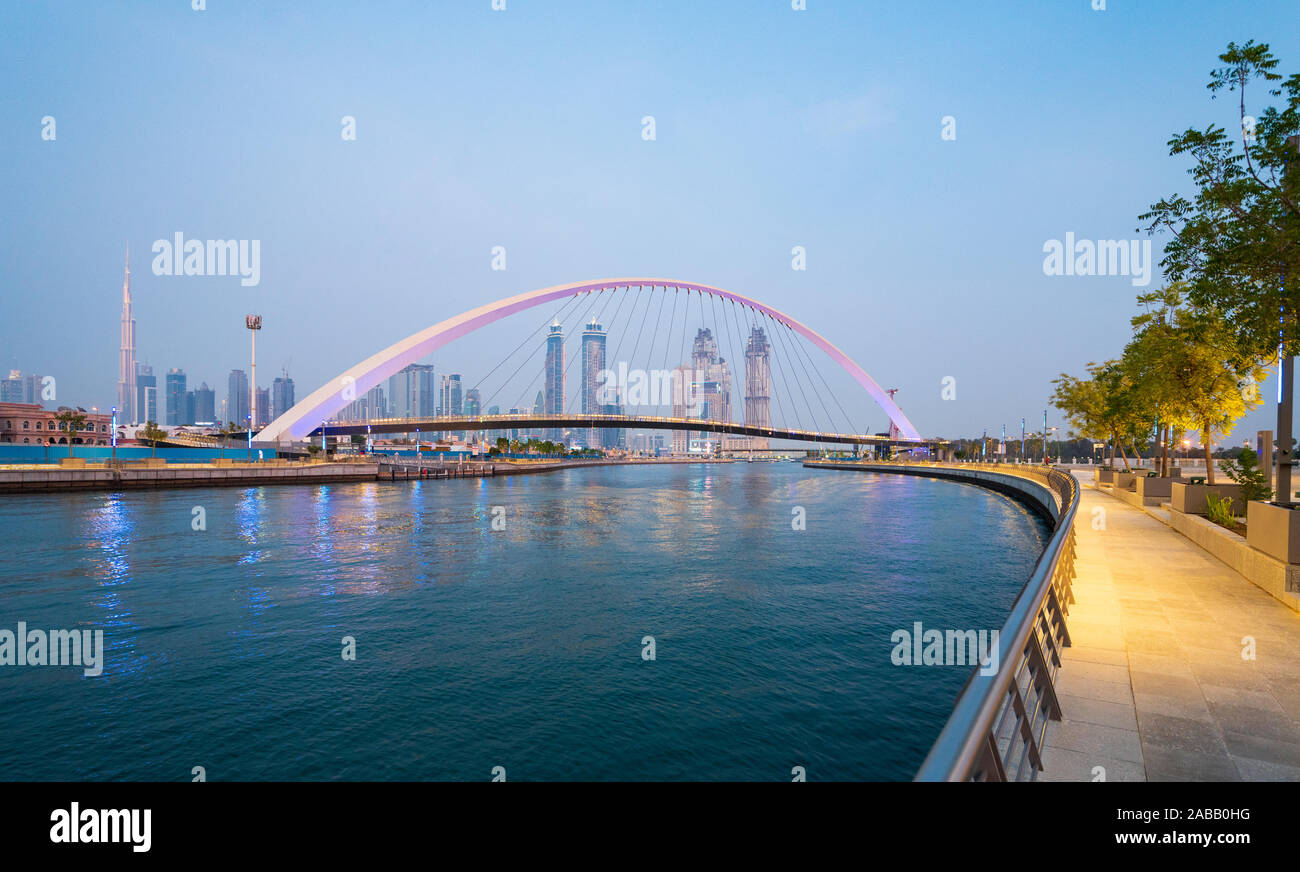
[257, 278, 927, 447]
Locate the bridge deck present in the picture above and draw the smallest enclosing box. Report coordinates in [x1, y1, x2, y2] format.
[1039, 469, 1300, 781]
[313, 413, 941, 447]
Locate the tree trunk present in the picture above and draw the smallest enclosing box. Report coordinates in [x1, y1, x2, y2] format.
[1278, 355, 1294, 506]
[1202, 424, 1214, 486]
[1161, 425, 1170, 477]
[1117, 437, 1132, 472]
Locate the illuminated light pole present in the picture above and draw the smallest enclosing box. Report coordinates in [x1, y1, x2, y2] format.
[1020, 418, 1026, 464]
[1042, 410, 1048, 464]
[246, 314, 262, 443]
[247, 414, 252, 462]
[416, 428, 421, 461]
[111, 406, 118, 462]
[320, 422, 326, 454]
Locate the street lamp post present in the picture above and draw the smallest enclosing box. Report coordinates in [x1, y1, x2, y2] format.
[246, 314, 262, 452]
[1042, 410, 1049, 464]
[110, 406, 117, 462]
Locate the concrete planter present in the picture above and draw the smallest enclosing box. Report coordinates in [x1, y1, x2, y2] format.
[1247, 501, 1300, 565]
[1114, 472, 1138, 490]
[1171, 482, 1244, 516]
[1135, 476, 1179, 505]
[1096, 469, 1115, 485]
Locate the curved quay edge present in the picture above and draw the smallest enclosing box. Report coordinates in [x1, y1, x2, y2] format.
[804, 460, 1081, 782]
[807, 460, 1063, 526]
[256, 278, 924, 444]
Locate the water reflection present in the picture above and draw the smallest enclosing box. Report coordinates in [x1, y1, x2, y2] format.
[84, 493, 144, 680]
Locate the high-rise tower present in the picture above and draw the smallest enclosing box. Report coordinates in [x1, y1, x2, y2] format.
[745, 326, 772, 450]
[580, 317, 606, 447]
[117, 248, 136, 424]
[543, 320, 565, 443]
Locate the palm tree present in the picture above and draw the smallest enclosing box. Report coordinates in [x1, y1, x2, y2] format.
[140, 421, 166, 458]
[53, 409, 86, 458]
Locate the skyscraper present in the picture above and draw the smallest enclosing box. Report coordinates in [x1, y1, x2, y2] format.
[21, 373, 44, 405]
[135, 363, 157, 424]
[1, 371, 22, 404]
[271, 376, 296, 421]
[227, 370, 250, 426]
[672, 327, 731, 453]
[439, 374, 462, 416]
[745, 326, 772, 449]
[256, 388, 271, 427]
[387, 364, 434, 419]
[165, 368, 187, 426]
[580, 317, 607, 448]
[117, 249, 136, 425]
[191, 382, 216, 425]
[543, 320, 564, 442]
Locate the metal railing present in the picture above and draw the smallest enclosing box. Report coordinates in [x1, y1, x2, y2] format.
[805, 459, 1078, 781]
[893, 463, 1080, 780]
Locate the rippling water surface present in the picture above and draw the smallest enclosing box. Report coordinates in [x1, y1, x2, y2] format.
[0, 462, 1049, 780]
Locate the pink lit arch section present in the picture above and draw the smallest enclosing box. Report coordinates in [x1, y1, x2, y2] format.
[255, 279, 923, 443]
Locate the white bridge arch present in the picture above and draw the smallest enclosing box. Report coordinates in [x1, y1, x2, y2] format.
[255, 278, 922, 444]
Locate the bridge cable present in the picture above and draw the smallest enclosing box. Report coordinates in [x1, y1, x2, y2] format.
[746, 304, 796, 432]
[731, 298, 787, 432]
[473, 291, 587, 408]
[563, 287, 623, 413]
[706, 291, 730, 420]
[505, 288, 608, 414]
[775, 315, 842, 437]
[623, 284, 655, 399]
[658, 285, 680, 393]
[787, 318, 861, 437]
[481, 290, 590, 413]
[603, 284, 643, 388]
[767, 309, 820, 434]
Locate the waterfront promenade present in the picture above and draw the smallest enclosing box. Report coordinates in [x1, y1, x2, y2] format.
[1039, 469, 1300, 782]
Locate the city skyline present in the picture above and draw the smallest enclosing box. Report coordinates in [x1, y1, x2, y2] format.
[6, 2, 1296, 444]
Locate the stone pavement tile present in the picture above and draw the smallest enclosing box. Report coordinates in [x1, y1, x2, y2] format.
[1047, 720, 1144, 763]
[1058, 693, 1139, 731]
[1039, 746, 1145, 782]
[1209, 704, 1300, 744]
[1142, 745, 1240, 782]
[1230, 755, 1300, 781]
[1062, 646, 1128, 666]
[1265, 689, 1300, 722]
[1187, 660, 1270, 692]
[1182, 642, 1252, 663]
[1137, 713, 1228, 756]
[1122, 630, 1185, 656]
[1221, 731, 1300, 768]
[1060, 660, 1130, 685]
[1129, 670, 1202, 699]
[1055, 673, 1133, 706]
[1199, 683, 1285, 713]
[1133, 691, 1215, 724]
[1126, 652, 1194, 677]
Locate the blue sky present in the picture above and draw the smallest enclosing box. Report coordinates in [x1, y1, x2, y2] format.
[2, 0, 1296, 443]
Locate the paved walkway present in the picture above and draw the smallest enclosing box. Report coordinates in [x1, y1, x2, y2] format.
[1039, 471, 1300, 781]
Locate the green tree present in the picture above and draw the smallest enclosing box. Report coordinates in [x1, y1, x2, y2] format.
[1140, 41, 1300, 492]
[1125, 285, 1268, 483]
[1222, 446, 1273, 503]
[140, 421, 166, 458]
[53, 408, 87, 458]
